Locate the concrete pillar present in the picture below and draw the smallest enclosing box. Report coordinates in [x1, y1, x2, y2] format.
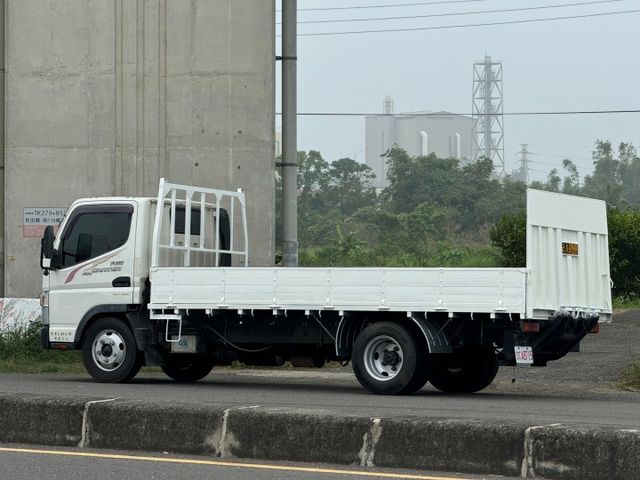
[5, 0, 275, 297]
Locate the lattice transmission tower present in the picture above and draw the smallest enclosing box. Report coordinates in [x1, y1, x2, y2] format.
[514, 144, 531, 184]
[472, 55, 504, 176]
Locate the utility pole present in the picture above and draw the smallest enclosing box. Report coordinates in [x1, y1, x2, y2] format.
[0, 0, 5, 295]
[281, 0, 298, 267]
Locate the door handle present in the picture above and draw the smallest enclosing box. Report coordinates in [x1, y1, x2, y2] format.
[112, 276, 131, 288]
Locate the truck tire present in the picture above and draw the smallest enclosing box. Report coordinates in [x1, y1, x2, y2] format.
[402, 364, 431, 394]
[162, 355, 214, 382]
[352, 322, 427, 395]
[428, 347, 499, 393]
[81, 317, 142, 383]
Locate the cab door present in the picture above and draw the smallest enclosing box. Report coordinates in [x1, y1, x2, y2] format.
[47, 203, 137, 345]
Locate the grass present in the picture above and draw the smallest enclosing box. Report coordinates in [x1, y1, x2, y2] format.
[613, 295, 640, 310]
[619, 360, 640, 391]
[0, 322, 84, 374]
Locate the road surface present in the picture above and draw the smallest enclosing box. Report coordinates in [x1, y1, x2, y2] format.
[0, 444, 528, 480]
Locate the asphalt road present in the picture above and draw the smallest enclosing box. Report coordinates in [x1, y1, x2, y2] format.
[0, 367, 638, 428]
[0, 445, 526, 480]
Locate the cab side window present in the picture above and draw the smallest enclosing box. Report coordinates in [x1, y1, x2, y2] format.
[60, 206, 133, 269]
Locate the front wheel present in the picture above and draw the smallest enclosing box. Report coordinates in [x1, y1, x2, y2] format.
[162, 355, 214, 382]
[81, 317, 142, 383]
[428, 347, 499, 393]
[352, 322, 427, 395]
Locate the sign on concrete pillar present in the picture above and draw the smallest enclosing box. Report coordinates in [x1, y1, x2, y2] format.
[22, 208, 66, 238]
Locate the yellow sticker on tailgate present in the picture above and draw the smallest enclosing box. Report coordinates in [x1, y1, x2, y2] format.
[562, 242, 579, 256]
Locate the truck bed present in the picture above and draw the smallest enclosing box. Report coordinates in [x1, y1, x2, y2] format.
[149, 266, 528, 315]
[147, 182, 611, 322]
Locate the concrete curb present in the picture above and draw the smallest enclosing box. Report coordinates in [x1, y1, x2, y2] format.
[1, 393, 638, 479]
[0, 394, 88, 446]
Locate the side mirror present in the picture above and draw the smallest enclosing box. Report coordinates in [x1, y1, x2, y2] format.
[41, 226, 55, 259]
[40, 226, 57, 273]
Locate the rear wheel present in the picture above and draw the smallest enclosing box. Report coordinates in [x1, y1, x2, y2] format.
[428, 346, 499, 393]
[402, 362, 431, 394]
[162, 355, 214, 382]
[81, 317, 142, 383]
[352, 322, 427, 395]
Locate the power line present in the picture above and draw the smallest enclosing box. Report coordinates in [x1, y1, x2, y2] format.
[282, 9, 640, 37]
[511, 152, 594, 166]
[530, 159, 567, 167]
[521, 155, 573, 166]
[277, 0, 628, 25]
[530, 152, 594, 162]
[274, 109, 640, 117]
[276, 0, 494, 13]
[529, 167, 557, 174]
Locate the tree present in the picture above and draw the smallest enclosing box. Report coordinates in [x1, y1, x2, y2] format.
[457, 158, 503, 230]
[326, 157, 376, 216]
[346, 206, 401, 248]
[297, 150, 330, 214]
[383, 147, 461, 213]
[561, 159, 581, 195]
[294, 150, 335, 247]
[583, 140, 625, 207]
[617, 143, 640, 206]
[608, 208, 640, 297]
[545, 169, 562, 192]
[400, 202, 456, 248]
[489, 210, 526, 267]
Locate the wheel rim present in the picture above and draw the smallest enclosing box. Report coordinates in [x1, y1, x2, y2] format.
[362, 335, 404, 382]
[91, 329, 126, 372]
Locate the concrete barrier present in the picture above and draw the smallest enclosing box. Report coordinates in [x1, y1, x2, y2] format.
[1, 393, 639, 480]
[374, 417, 527, 477]
[226, 408, 372, 465]
[85, 400, 226, 454]
[526, 424, 640, 480]
[0, 394, 86, 446]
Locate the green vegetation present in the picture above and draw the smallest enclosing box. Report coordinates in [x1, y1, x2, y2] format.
[619, 361, 640, 391]
[613, 296, 640, 310]
[280, 140, 640, 300]
[489, 210, 526, 268]
[0, 322, 82, 373]
[299, 238, 502, 268]
[278, 147, 527, 268]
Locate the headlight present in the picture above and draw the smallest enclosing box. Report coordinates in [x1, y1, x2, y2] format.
[39, 291, 49, 308]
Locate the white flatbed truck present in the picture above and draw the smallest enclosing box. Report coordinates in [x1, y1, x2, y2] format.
[39, 179, 612, 394]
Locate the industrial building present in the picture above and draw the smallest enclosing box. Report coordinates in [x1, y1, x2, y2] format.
[3, 0, 276, 297]
[365, 96, 473, 189]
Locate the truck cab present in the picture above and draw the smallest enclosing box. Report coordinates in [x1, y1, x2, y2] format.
[42, 199, 145, 343]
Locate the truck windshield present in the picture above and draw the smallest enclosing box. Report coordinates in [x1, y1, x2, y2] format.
[60, 207, 133, 268]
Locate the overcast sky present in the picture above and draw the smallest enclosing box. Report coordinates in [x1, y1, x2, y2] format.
[275, 0, 640, 182]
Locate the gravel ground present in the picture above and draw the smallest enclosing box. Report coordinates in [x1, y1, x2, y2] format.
[489, 309, 640, 396]
[209, 310, 640, 398]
